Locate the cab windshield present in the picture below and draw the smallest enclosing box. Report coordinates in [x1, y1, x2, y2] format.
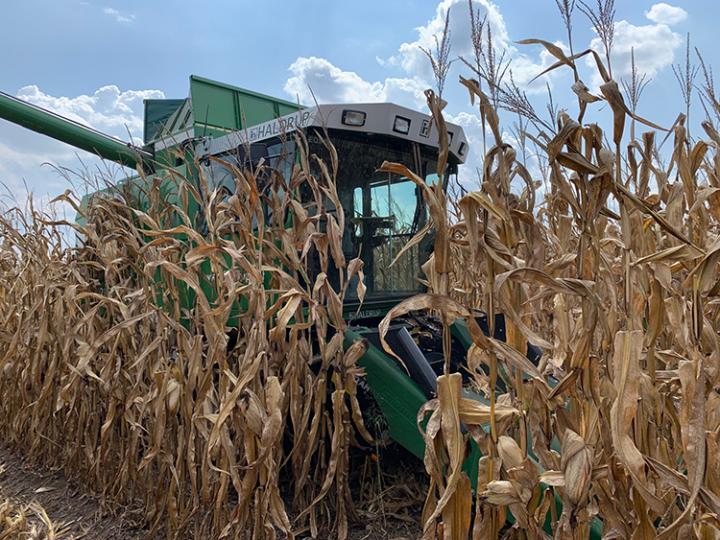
[309, 129, 452, 299]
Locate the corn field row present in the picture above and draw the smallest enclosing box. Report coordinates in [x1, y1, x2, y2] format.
[1, 27, 720, 540]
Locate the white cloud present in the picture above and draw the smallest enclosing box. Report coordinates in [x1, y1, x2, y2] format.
[0, 84, 164, 206]
[645, 3, 687, 25]
[282, 0, 558, 193]
[447, 111, 544, 193]
[103, 7, 135, 23]
[395, 0, 508, 75]
[587, 20, 682, 84]
[389, 0, 556, 92]
[16, 84, 163, 143]
[283, 0, 562, 112]
[284, 56, 428, 108]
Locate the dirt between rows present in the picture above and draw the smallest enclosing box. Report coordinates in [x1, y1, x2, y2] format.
[0, 444, 147, 539]
[0, 443, 420, 539]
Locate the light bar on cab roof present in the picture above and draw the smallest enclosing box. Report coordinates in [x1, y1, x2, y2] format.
[202, 102, 469, 164]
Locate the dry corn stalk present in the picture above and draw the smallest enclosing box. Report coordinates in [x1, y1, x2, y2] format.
[0, 498, 59, 540]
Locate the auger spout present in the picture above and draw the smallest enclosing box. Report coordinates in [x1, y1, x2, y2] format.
[0, 90, 152, 170]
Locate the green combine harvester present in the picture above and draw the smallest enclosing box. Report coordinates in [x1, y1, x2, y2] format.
[0, 75, 600, 537]
[0, 74, 476, 452]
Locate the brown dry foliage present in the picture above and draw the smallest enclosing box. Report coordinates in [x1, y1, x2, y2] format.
[0, 497, 60, 539]
[0, 132, 373, 539]
[2, 27, 720, 540]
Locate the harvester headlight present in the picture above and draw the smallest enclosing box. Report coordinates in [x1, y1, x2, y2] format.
[459, 142, 467, 156]
[393, 116, 411, 134]
[448, 131, 454, 143]
[342, 110, 366, 126]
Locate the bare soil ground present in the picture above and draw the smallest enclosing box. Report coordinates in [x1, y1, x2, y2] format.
[0, 444, 148, 539]
[0, 443, 421, 539]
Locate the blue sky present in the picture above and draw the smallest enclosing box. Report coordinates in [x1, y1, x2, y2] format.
[0, 0, 715, 211]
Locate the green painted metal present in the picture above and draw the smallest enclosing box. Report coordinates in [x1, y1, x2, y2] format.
[188, 75, 302, 138]
[0, 90, 150, 169]
[144, 98, 186, 143]
[345, 327, 481, 483]
[346, 328, 428, 457]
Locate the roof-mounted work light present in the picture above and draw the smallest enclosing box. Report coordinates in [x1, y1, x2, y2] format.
[342, 110, 366, 126]
[393, 116, 411, 134]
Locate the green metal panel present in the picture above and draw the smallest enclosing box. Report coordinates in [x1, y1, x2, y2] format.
[277, 102, 300, 118]
[144, 99, 186, 143]
[189, 75, 303, 137]
[345, 329, 484, 490]
[346, 329, 428, 457]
